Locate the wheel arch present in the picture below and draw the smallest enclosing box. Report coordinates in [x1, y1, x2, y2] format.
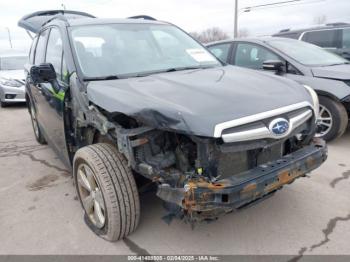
[314, 89, 342, 103]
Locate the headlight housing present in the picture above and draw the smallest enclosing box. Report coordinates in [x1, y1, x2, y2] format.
[0, 78, 22, 87]
[303, 85, 319, 122]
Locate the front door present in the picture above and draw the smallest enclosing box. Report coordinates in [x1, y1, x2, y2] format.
[37, 27, 71, 166]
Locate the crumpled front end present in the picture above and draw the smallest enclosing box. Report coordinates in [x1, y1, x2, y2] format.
[157, 138, 327, 221]
[92, 98, 327, 223]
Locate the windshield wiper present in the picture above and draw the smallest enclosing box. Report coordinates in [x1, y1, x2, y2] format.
[83, 75, 120, 81]
[323, 62, 350, 66]
[165, 66, 204, 72]
[84, 66, 217, 80]
[136, 66, 214, 77]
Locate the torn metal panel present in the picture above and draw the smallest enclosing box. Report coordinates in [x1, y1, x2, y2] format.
[157, 138, 327, 222]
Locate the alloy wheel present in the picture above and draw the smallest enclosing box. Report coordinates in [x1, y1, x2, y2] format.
[77, 163, 106, 229]
[316, 104, 333, 137]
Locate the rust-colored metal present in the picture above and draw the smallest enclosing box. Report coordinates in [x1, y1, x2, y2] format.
[264, 168, 303, 193]
[306, 156, 316, 168]
[240, 183, 257, 199]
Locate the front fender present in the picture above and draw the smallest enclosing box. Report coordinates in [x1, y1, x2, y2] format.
[286, 74, 350, 101]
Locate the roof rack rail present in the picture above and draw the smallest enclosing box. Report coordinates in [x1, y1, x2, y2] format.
[279, 28, 290, 33]
[325, 22, 349, 26]
[128, 15, 157, 21]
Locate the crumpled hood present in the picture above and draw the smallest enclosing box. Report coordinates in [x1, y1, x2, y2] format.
[311, 64, 350, 80]
[0, 70, 25, 83]
[87, 66, 312, 137]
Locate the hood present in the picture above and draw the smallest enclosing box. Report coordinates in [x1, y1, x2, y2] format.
[311, 64, 350, 80]
[0, 70, 25, 83]
[87, 66, 312, 137]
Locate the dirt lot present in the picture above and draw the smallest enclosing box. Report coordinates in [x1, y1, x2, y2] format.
[0, 105, 350, 257]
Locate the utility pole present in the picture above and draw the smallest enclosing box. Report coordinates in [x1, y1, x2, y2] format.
[5, 27, 12, 49]
[235, 0, 304, 38]
[234, 0, 238, 38]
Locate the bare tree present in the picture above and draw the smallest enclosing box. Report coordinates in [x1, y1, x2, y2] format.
[313, 15, 327, 25]
[190, 27, 229, 43]
[237, 28, 250, 38]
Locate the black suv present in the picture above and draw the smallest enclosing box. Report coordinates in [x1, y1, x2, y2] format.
[19, 10, 327, 241]
[273, 23, 350, 60]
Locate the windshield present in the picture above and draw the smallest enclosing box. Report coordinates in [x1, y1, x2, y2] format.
[267, 39, 348, 66]
[0, 56, 27, 70]
[69, 23, 221, 79]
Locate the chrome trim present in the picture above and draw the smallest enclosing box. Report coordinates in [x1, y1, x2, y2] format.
[221, 108, 313, 143]
[214, 101, 313, 138]
[290, 109, 313, 130]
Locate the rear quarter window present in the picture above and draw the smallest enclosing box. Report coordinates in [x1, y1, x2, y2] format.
[29, 36, 38, 64]
[34, 29, 49, 64]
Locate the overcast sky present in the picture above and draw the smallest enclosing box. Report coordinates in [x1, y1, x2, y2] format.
[0, 0, 349, 52]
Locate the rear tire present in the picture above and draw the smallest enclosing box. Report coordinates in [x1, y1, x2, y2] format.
[29, 100, 46, 144]
[316, 96, 348, 142]
[73, 143, 140, 241]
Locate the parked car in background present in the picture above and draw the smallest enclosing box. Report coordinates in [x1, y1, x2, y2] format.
[19, 10, 327, 241]
[207, 38, 350, 141]
[0, 53, 27, 107]
[273, 23, 350, 60]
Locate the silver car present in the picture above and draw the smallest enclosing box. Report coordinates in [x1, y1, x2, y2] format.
[0, 54, 27, 107]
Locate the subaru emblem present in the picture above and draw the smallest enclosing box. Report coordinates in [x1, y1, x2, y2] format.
[269, 118, 290, 136]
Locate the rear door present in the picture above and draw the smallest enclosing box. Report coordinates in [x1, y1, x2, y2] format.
[18, 10, 95, 33]
[30, 28, 50, 126]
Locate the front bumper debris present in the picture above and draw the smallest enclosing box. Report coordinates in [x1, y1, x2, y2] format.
[157, 138, 327, 221]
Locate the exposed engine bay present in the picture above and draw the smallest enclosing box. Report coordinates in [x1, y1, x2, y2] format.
[76, 105, 327, 223]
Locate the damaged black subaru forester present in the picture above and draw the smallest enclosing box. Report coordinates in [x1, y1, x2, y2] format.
[19, 10, 327, 241]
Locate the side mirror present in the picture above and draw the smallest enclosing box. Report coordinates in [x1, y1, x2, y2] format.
[30, 63, 57, 84]
[262, 60, 285, 73]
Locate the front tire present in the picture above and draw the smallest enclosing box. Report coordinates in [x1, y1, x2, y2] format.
[316, 96, 348, 142]
[73, 143, 140, 241]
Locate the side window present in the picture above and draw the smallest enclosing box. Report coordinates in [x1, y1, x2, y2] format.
[29, 36, 38, 64]
[46, 28, 63, 79]
[342, 28, 350, 48]
[302, 30, 337, 48]
[46, 28, 68, 83]
[34, 29, 49, 64]
[208, 43, 231, 62]
[234, 43, 281, 69]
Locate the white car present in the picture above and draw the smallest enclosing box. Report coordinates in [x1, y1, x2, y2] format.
[0, 54, 27, 107]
